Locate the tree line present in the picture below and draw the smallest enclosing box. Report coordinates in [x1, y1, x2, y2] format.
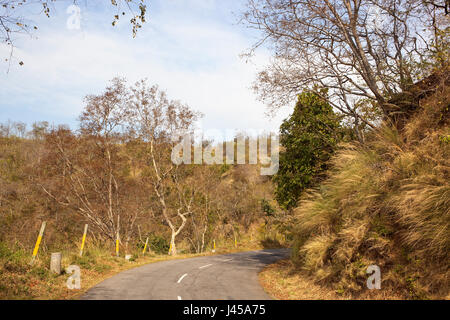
[0, 77, 276, 256]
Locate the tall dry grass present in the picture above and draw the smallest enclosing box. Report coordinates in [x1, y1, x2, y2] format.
[290, 84, 449, 299]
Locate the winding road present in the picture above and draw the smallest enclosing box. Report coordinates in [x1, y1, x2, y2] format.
[81, 248, 290, 300]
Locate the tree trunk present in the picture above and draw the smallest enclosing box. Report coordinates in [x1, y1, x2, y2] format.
[169, 231, 177, 255]
[200, 224, 207, 253]
[125, 237, 130, 255]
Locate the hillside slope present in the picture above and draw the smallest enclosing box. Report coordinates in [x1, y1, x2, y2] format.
[286, 78, 449, 299]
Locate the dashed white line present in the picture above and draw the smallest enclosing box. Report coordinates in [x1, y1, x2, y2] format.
[221, 259, 233, 262]
[177, 273, 188, 284]
[199, 263, 213, 269]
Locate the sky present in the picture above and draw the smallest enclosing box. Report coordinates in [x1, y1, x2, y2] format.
[0, 0, 291, 137]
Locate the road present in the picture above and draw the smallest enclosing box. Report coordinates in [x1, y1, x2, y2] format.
[81, 248, 290, 300]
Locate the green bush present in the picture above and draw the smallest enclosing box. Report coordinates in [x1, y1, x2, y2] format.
[261, 199, 275, 217]
[138, 234, 170, 254]
[273, 89, 342, 209]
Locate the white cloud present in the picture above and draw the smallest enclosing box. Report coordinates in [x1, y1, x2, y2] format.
[0, 1, 290, 133]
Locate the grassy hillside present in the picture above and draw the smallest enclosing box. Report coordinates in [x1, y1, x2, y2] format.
[0, 135, 286, 299]
[276, 81, 449, 299]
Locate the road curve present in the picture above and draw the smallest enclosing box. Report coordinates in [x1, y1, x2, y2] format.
[81, 248, 290, 300]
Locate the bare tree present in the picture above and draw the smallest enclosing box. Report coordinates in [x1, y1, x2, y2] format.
[422, 0, 449, 14]
[29, 121, 49, 139]
[0, 120, 12, 137]
[241, 0, 449, 129]
[13, 121, 26, 138]
[129, 79, 201, 255]
[0, 120, 27, 137]
[40, 78, 143, 250]
[186, 165, 221, 253]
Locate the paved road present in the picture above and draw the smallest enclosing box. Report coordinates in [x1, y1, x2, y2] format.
[81, 249, 290, 300]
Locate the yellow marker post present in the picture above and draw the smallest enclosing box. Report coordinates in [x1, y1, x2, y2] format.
[79, 224, 88, 257]
[234, 235, 237, 248]
[30, 221, 46, 265]
[115, 233, 120, 257]
[142, 237, 149, 255]
[169, 242, 172, 255]
[213, 240, 216, 250]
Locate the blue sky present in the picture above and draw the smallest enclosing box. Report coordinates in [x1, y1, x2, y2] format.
[0, 0, 290, 135]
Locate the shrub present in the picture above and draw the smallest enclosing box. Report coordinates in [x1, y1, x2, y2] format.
[140, 234, 170, 254]
[273, 90, 342, 209]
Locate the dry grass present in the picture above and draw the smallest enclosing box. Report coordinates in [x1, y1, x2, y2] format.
[259, 259, 406, 300]
[287, 84, 449, 299]
[259, 259, 343, 300]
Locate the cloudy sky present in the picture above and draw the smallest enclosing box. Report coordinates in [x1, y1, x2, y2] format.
[0, 0, 291, 136]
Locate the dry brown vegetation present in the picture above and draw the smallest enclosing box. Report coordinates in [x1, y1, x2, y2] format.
[279, 77, 449, 299]
[0, 78, 285, 299]
[2, 0, 448, 301]
[0, 232, 271, 300]
[259, 259, 407, 300]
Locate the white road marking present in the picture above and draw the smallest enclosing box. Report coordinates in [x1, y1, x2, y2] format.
[199, 263, 213, 269]
[178, 296, 182, 300]
[221, 259, 233, 262]
[177, 273, 188, 283]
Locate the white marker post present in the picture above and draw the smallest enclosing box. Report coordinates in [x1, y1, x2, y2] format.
[50, 252, 62, 274]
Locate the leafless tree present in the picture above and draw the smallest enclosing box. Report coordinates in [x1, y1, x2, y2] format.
[242, 0, 449, 129]
[186, 165, 221, 253]
[128, 79, 201, 255]
[422, 0, 449, 14]
[13, 121, 26, 138]
[40, 78, 143, 251]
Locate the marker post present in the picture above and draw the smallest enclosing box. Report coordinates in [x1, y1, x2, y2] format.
[115, 232, 120, 257]
[142, 237, 149, 255]
[79, 224, 88, 257]
[30, 221, 46, 265]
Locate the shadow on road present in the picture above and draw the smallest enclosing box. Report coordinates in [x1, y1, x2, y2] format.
[213, 248, 291, 270]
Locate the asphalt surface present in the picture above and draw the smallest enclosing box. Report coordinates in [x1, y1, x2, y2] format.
[81, 248, 290, 300]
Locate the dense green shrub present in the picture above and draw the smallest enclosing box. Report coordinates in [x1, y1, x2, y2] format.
[273, 90, 342, 209]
